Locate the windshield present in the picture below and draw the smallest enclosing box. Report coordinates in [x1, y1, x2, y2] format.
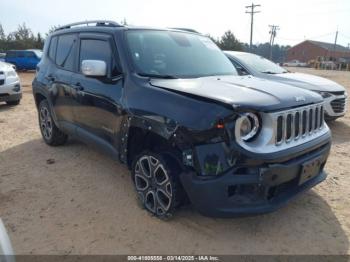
[126, 30, 237, 78]
[235, 53, 287, 74]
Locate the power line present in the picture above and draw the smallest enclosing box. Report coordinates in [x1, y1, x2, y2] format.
[276, 32, 334, 42]
[339, 32, 350, 40]
[245, 3, 261, 51]
[269, 25, 279, 59]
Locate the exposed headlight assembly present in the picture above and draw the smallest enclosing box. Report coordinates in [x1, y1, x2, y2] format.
[235, 113, 260, 141]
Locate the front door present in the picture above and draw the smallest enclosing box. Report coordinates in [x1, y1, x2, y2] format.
[71, 33, 124, 149]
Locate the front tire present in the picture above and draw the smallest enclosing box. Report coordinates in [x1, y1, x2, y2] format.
[132, 152, 184, 219]
[38, 99, 68, 146]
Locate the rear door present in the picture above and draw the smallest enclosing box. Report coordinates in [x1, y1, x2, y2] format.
[46, 33, 78, 131]
[70, 33, 123, 151]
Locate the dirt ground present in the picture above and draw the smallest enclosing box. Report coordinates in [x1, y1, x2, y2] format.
[0, 68, 350, 255]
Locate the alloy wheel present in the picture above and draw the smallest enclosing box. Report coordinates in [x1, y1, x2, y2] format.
[134, 155, 173, 216]
[39, 106, 53, 140]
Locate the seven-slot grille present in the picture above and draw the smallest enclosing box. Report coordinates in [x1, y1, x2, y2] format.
[276, 103, 324, 145]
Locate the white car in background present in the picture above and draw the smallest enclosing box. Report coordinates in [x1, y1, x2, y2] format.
[0, 61, 22, 106]
[283, 59, 308, 67]
[225, 51, 347, 121]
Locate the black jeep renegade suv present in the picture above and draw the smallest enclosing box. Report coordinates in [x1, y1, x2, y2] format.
[33, 21, 331, 218]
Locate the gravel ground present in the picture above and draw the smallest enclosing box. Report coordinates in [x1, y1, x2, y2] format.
[0, 68, 350, 255]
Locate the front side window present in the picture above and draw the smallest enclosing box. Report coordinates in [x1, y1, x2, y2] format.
[56, 34, 76, 71]
[79, 39, 111, 69]
[79, 39, 119, 76]
[126, 30, 237, 78]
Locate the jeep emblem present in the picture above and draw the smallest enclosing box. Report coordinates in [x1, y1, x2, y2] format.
[295, 96, 306, 102]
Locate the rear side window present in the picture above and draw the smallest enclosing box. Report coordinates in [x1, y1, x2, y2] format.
[56, 34, 76, 71]
[48, 36, 58, 61]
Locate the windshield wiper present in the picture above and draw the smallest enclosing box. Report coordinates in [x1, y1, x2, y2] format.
[261, 71, 278, 74]
[138, 73, 178, 79]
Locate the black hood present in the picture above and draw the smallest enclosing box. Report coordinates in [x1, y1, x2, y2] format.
[150, 75, 323, 111]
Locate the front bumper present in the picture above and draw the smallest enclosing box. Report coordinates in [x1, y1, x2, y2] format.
[180, 135, 331, 218]
[0, 80, 22, 102]
[323, 94, 347, 118]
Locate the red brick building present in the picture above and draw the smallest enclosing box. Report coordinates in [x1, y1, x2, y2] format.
[286, 40, 350, 62]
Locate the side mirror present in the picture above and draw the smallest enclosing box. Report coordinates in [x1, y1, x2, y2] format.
[81, 60, 107, 77]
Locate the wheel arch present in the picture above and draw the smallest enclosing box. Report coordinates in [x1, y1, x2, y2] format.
[120, 115, 184, 170]
[34, 91, 60, 127]
[34, 92, 47, 108]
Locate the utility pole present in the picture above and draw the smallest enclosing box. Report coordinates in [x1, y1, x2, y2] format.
[245, 3, 261, 52]
[332, 29, 338, 59]
[268, 25, 279, 60]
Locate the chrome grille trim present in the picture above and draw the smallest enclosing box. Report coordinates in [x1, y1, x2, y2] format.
[275, 103, 325, 146]
[235, 102, 329, 154]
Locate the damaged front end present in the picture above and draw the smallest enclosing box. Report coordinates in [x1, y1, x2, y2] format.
[170, 102, 331, 217]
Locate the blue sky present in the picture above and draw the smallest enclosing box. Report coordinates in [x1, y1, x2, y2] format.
[1, 0, 350, 47]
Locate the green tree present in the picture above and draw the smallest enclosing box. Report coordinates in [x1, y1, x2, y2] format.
[0, 23, 6, 52]
[121, 18, 128, 25]
[218, 30, 243, 51]
[206, 34, 220, 47]
[11, 23, 34, 41]
[46, 25, 60, 37]
[35, 33, 44, 49]
[0, 24, 5, 41]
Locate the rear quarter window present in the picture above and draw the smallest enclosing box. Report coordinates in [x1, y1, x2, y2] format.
[48, 36, 58, 61]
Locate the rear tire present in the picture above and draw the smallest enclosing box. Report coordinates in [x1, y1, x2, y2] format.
[132, 151, 185, 219]
[6, 100, 20, 106]
[38, 99, 68, 146]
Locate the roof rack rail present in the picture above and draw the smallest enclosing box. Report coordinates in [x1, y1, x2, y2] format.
[55, 20, 122, 31]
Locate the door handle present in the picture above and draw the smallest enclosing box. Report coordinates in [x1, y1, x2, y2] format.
[73, 82, 84, 91]
[45, 74, 55, 81]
